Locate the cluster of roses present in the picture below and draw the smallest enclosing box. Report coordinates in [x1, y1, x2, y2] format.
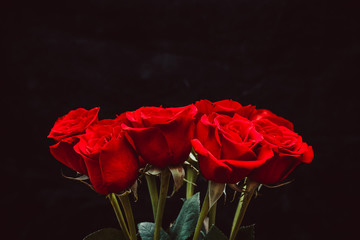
[48, 99, 313, 196]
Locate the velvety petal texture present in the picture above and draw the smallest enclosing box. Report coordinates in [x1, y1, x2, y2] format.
[48, 107, 99, 141]
[74, 120, 139, 194]
[249, 109, 294, 131]
[192, 113, 273, 183]
[49, 137, 88, 175]
[48, 108, 139, 195]
[195, 99, 256, 120]
[248, 119, 314, 184]
[122, 104, 197, 168]
[48, 107, 100, 175]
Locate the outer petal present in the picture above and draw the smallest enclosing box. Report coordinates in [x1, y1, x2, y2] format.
[213, 99, 242, 115]
[122, 124, 172, 168]
[235, 105, 257, 119]
[248, 143, 310, 185]
[250, 109, 294, 130]
[192, 139, 272, 184]
[80, 154, 108, 195]
[49, 137, 88, 175]
[72, 138, 108, 194]
[248, 154, 301, 185]
[99, 137, 139, 193]
[220, 144, 273, 183]
[195, 115, 222, 159]
[158, 105, 197, 165]
[194, 99, 214, 118]
[191, 139, 233, 183]
[48, 107, 100, 141]
[301, 145, 314, 163]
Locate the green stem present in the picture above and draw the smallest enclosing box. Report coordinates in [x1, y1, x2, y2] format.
[192, 189, 210, 240]
[186, 165, 198, 199]
[208, 201, 217, 228]
[229, 180, 259, 240]
[108, 193, 131, 240]
[118, 193, 137, 240]
[154, 168, 171, 240]
[145, 174, 159, 220]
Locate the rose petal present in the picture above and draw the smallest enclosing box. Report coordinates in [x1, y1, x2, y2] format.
[195, 115, 222, 159]
[250, 109, 294, 130]
[301, 145, 314, 163]
[80, 154, 108, 195]
[122, 124, 172, 168]
[158, 105, 197, 165]
[191, 139, 233, 183]
[248, 154, 301, 185]
[99, 137, 139, 193]
[49, 137, 88, 175]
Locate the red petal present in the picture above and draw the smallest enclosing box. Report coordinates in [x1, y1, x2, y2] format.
[81, 154, 108, 195]
[195, 115, 222, 159]
[251, 109, 294, 130]
[191, 139, 233, 183]
[302, 145, 314, 163]
[122, 124, 172, 168]
[99, 137, 139, 193]
[49, 137, 88, 175]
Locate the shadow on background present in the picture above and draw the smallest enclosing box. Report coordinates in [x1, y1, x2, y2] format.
[3, 0, 359, 239]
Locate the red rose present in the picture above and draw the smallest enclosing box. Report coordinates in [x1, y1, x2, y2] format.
[48, 107, 100, 175]
[121, 104, 197, 168]
[248, 119, 314, 184]
[74, 119, 139, 194]
[195, 99, 294, 131]
[191, 113, 273, 183]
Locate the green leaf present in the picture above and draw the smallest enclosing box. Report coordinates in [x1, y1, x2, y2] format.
[169, 192, 200, 240]
[204, 225, 228, 240]
[83, 228, 127, 240]
[237, 224, 255, 240]
[138, 222, 170, 240]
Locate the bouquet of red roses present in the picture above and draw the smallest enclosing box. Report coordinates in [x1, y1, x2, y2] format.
[48, 99, 313, 240]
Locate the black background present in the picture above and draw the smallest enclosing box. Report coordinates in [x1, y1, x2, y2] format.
[3, 0, 359, 239]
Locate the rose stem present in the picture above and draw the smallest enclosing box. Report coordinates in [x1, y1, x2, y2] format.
[145, 174, 159, 221]
[108, 193, 131, 240]
[229, 179, 259, 240]
[118, 193, 137, 240]
[208, 201, 217, 228]
[192, 189, 210, 240]
[186, 165, 197, 199]
[154, 168, 171, 240]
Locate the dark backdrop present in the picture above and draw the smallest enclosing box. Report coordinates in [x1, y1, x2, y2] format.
[3, 0, 359, 239]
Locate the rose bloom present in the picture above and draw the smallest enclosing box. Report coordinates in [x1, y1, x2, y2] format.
[191, 113, 273, 183]
[195, 99, 294, 130]
[248, 119, 314, 184]
[73, 119, 139, 194]
[48, 107, 100, 175]
[121, 104, 197, 168]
